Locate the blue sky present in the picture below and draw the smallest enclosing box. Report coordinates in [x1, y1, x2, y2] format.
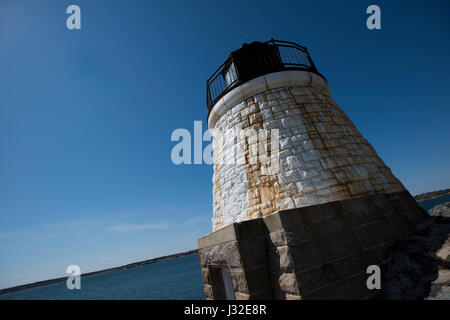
[0, 0, 449, 289]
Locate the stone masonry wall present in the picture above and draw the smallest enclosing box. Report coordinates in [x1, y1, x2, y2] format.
[264, 191, 424, 299]
[210, 71, 405, 231]
[198, 219, 271, 300]
[198, 190, 426, 300]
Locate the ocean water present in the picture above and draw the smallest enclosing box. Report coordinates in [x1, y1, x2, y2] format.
[417, 194, 450, 211]
[1, 195, 449, 300]
[0, 253, 205, 300]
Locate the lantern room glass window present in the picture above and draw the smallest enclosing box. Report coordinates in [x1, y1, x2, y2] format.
[224, 62, 237, 86]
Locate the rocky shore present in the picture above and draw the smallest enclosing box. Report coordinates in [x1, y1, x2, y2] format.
[414, 188, 450, 202]
[380, 202, 450, 300]
[428, 202, 450, 218]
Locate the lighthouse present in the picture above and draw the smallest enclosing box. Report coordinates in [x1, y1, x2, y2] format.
[198, 40, 425, 300]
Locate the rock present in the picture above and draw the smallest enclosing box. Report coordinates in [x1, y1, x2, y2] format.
[380, 213, 450, 300]
[414, 189, 450, 202]
[428, 202, 450, 218]
[427, 285, 450, 300]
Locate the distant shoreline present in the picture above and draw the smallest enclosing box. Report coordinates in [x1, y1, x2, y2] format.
[414, 188, 450, 202]
[2, 188, 449, 296]
[0, 249, 198, 296]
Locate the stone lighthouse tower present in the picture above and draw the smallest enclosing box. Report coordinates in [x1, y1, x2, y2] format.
[198, 40, 425, 300]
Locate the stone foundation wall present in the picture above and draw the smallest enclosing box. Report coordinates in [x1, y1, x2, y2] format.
[209, 71, 405, 231]
[198, 219, 271, 300]
[198, 191, 426, 300]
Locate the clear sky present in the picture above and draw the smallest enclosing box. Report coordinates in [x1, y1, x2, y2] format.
[0, 0, 449, 289]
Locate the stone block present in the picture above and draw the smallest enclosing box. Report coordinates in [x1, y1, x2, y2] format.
[303, 272, 370, 300]
[235, 218, 265, 239]
[296, 180, 314, 194]
[295, 268, 326, 295]
[353, 220, 396, 249]
[271, 289, 286, 300]
[285, 155, 303, 170]
[230, 268, 249, 294]
[318, 201, 343, 220]
[290, 87, 311, 96]
[268, 230, 287, 247]
[264, 212, 283, 232]
[276, 245, 294, 271]
[199, 241, 242, 267]
[388, 191, 426, 225]
[293, 194, 321, 207]
[298, 167, 320, 179]
[245, 266, 271, 295]
[320, 255, 366, 283]
[268, 247, 283, 274]
[316, 231, 361, 262]
[294, 95, 310, 104]
[278, 169, 300, 184]
[249, 290, 272, 300]
[278, 272, 299, 295]
[384, 213, 411, 235]
[266, 92, 281, 100]
[283, 228, 310, 246]
[360, 245, 388, 266]
[277, 208, 305, 226]
[302, 149, 321, 162]
[239, 237, 267, 269]
[341, 196, 371, 212]
[344, 207, 382, 228]
[198, 223, 237, 249]
[202, 268, 210, 284]
[340, 272, 372, 299]
[234, 293, 250, 300]
[313, 178, 339, 191]
[290, 241, 325, 271]
[204, 284, 214, 299]
[289, 201, 340, 224]
[306, 217, 346, 240]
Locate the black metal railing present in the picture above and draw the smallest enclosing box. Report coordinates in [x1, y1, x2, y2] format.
[206, 39, 326, 112]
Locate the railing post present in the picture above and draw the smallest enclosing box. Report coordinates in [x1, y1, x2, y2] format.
[206, 80, 211, 110]
[306, 49, 319, 73]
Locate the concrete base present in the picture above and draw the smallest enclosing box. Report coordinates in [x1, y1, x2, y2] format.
[198, 191, 426, 300]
